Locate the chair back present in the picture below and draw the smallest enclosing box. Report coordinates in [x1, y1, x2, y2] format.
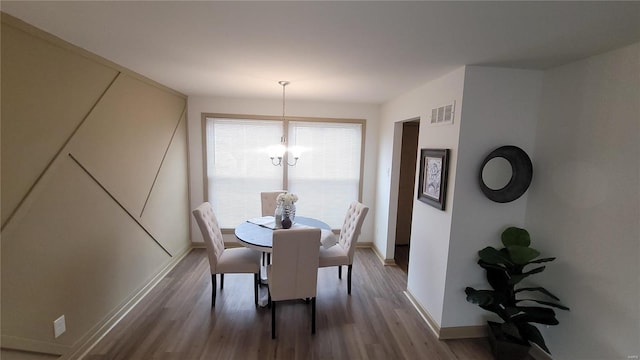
[269, 228, 321, 301]
[192, 202, 225, 273]
[261, 191, 286, 216]
[338, 201, 369, 262]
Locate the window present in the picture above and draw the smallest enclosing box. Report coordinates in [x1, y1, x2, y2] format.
[204, 114, 364, 229]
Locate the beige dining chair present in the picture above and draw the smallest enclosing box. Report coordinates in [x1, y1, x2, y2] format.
[261, 191, 286, 217]
[318, 201, 369, 295]
[267, 228, 321, 339]
[192, 202, 261, 308]
[260, 191, 286, 264]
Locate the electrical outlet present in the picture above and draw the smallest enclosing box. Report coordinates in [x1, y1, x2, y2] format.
[53, 315, 66, 338]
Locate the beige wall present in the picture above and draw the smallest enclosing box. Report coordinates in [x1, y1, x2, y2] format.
[1, 14, 191, 359]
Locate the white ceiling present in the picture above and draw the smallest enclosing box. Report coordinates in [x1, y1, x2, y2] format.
[3, 1, 640, 104]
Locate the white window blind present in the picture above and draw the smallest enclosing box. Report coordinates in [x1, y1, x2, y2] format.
[287, 121, 362, 228]
[206, 118, 282, 227]
[205, 116, 363, 229]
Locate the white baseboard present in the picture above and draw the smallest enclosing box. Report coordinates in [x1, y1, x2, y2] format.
[356, 241, 373, 248]
[404, 290, 554, 359]
[366, 242, 397, 266]
[403, 290, 486, 339]
[404, 290, 442, 337]
[65, 246, 193, 360]
[0, 335, 70, 356]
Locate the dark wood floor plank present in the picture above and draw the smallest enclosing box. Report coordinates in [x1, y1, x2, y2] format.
[85, 248, 496, 360]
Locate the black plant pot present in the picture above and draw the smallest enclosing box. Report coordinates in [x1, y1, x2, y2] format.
[487, 321, 531, 360]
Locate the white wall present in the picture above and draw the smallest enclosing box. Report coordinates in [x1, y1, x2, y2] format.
[443, 67, 542, 327]
[380, 66, 543, 328]
[379, 45, 639, 358]
[525, 43, 640, 359]
[187, 96, 380, 244]
[380, 67, 466, 325]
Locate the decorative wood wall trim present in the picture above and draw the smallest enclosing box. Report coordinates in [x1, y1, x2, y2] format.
[68, 153, 172, 257]
[70, 247, 193, 360]
[1, 13, 191, 357]
[140, 107, 188, 217]
[0, 72, 121, 231]
[0, 12, 186, 99]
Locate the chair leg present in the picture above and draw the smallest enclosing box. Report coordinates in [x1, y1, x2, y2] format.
[311, 297, 316, 334]
[338, 265, 342, 279]
[254, 273, 259, 306]
[220, 273, 224, 289]
[347, 264, 353, 295]
[271, 301, 276, 339]
[211, 274, 216, 308]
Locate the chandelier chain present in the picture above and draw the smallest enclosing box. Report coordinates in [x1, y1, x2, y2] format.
[270, 81, 297, 166]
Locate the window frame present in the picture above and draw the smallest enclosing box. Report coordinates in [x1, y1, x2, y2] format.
[201, 112, 366, 231]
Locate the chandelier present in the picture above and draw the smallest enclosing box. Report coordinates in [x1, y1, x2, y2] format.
[270, 81, 299, 166]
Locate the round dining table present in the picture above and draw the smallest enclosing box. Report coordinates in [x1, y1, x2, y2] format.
[234, 216, 331, 253]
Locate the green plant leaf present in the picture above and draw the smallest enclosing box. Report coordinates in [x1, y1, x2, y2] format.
[485, 267, 511, 292]
[512, 306, 559, 325]
[501, 227, 531, 247]
[517, 323, 550, 354]
[523, 266, 546, 276]
[479, 247, 513, 265]
[500, 322, 525, 343]
[503, 306, 524, 318]
[529, 257, 555, 264]
[508, 266, 546, 285]
[507, 245, 540, 265]
[477, 260, 507, 272]
[515, 287, 560, 301]
[465, 288, 497, 306]
[516, 299, 570, 311]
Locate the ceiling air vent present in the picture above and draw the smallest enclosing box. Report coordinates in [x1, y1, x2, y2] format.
[430, 101, 455, 125]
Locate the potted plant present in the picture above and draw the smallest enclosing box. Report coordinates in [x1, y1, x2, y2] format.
[465, 227, 569, 360]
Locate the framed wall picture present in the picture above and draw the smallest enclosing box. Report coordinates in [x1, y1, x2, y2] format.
[417, 148, 450, 210]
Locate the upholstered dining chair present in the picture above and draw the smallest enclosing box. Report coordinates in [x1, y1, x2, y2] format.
[260, 191, 286, 264]
[261, 191, 286, 217]
[267, 228, 321, 339]
[318, 201, 369, 295]
[192, 202, 260, 308]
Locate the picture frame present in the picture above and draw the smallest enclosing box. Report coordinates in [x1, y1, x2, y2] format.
[417, 148, 450, 210]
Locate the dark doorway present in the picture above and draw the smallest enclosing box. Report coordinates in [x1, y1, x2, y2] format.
[394, 120, 419, 273]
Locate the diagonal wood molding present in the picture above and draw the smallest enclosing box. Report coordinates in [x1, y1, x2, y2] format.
[1, 72, 121, 231]
[68, 153, 172, 257]
[140, 106, 187, 218]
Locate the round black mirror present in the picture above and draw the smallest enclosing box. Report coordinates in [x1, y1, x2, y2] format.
[479, 145, 532, 203]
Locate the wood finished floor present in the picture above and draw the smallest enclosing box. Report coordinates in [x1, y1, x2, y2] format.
[85, 248, 495, 360]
